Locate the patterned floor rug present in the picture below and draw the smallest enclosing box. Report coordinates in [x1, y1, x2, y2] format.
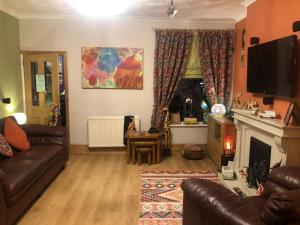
[139, 171, 218, 225]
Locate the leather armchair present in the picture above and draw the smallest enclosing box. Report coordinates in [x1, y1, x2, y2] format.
[181, 166, 300, 225]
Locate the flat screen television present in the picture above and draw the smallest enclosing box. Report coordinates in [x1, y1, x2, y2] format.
[247, 35, 297, 97]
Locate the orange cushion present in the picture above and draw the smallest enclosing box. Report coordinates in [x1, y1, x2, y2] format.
[4, 118, 30, 151]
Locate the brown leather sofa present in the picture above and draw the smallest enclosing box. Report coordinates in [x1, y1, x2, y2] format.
[0, 117, 68, 225]
[181, 166, 300, 225]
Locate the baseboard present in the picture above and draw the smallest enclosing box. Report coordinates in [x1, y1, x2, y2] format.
[88, 147, 126, 154]
[69, 145, 88, 155]
[69, 145, 126, 155]
[70, 144, 207, 155]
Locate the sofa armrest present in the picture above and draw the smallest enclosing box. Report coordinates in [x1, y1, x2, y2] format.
[261, 189, 300, 225]
[0, 170, 8, 225]
[181, 179, 267, 225]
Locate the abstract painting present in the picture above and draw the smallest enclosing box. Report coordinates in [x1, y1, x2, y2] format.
[81, 47, 143, 89]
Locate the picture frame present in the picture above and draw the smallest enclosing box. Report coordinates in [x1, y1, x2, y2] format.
[170, 113, 180, 124]
[81, 47, 143, 89]
[283, 102, 296, 126]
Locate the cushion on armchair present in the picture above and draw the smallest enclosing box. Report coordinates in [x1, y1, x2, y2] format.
[261, 189, 300, 225]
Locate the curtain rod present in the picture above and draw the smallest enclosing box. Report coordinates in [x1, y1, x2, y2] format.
[151, 28, 235, 32]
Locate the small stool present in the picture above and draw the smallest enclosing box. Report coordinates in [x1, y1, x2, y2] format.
[132, 141, 156, 164]
[137, 148, 152, 165]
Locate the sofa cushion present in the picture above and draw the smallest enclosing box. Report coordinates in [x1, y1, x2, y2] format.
[0, 158, 43, 199]
[0, 133, 13, 157]
[0, 145, 63, 203]
[13, 145, 63, 166]
[4, 118, 30, 151]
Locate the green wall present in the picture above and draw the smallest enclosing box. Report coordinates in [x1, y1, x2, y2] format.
[0, 10, 23, 117]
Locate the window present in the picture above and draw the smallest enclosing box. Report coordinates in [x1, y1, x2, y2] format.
[169, 34, 210, 123]
[169, 78, 210, 122]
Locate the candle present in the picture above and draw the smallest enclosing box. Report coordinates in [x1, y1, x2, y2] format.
[224, 135, 233, 155]
[226, 142, 231, 150]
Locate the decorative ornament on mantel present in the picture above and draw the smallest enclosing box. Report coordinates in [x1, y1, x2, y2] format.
[231, 92, 259, 114]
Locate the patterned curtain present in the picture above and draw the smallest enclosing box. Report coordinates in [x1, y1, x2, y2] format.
[198, 30, 235, 106]
[151, 30, 193, 130]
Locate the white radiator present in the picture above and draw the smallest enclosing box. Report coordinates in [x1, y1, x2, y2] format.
[87, 116, 140, 147]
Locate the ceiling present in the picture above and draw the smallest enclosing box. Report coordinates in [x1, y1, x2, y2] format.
[0, 0, 255, 21]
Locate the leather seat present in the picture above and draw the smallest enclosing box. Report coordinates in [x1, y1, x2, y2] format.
[1, 159, 42, 197]
[13, 145, 63, 166]
[0, 145, 63, 206]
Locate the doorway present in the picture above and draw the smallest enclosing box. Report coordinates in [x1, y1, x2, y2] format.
[22, 52, 68, 127]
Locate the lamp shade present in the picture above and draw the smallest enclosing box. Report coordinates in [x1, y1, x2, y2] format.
[13, 113, 27, 125]
[211, 104, 226, 117]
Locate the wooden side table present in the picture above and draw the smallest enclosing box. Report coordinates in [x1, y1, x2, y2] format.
[207, 115, 236, 169]
[126, 131, 161, 164]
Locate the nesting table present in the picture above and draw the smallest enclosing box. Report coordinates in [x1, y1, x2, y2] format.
[126, 131, 162, 164]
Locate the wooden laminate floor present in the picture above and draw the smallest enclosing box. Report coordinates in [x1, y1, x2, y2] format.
[18, 150, 217, 225]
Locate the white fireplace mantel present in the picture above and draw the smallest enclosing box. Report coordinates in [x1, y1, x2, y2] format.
[232, 109, 300, 169]
[219, 109, 300, 196]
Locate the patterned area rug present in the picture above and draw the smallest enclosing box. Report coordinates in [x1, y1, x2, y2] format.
[139, 171, 218, 225]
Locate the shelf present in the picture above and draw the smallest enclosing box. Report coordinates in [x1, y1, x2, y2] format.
[169, 122, 208, 128]
[232, 109, 300, 138]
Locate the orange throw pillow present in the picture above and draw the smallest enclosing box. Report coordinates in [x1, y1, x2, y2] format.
[4, 118, 30, 151]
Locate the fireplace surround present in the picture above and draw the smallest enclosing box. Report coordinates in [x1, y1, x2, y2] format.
[220, 109, 300, 196]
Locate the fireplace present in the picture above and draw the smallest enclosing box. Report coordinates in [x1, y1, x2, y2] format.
[247, 137, 271, 188]
[219, 109, 300, 196]
[232, 110, 289, 174]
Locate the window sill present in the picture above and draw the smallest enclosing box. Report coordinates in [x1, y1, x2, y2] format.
[169, 122, 208, 128]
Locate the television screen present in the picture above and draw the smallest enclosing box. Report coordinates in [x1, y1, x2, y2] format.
[247, 35, 297, 97]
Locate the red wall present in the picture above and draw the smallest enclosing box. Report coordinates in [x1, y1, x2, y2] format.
[233, 0, 300, 119]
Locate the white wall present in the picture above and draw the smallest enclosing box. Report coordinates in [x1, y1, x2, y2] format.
[170, 125, 208, 144]
[19, 18, 234, 145]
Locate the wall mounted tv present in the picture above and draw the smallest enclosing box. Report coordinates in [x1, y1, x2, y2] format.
[247, 35, 297, 98]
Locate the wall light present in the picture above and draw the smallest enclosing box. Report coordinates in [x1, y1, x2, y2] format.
[12, 112, 27, 125]
[67, 0, 138, 17]
[2, 98, 11, 104]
